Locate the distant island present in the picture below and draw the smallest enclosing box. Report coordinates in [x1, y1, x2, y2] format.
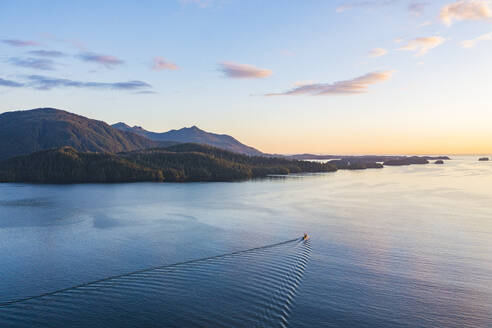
[383, 156, 430, 166]
[287, 154, 450, 162]
[0, 108, 452, 183]
[479, 157, 489, 161]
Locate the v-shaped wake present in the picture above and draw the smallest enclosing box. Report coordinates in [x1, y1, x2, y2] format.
[0, 237, 311, 328]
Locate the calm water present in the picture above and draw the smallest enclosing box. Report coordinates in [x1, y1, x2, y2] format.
[0, 156, 491, 327]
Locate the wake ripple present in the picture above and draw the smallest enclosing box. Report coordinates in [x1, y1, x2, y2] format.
[0, 238, 311, 328]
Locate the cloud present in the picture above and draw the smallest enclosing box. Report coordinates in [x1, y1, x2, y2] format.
[0, 75, 151, 91]
[77, 52, 124, 67]
[397, 36, 445, 56]
[219, 62, 272, 79]
[266, 70, 394, 96]
[440, 0, 492, 26]
[409, 2, 429, 16]
[152, 57, 179, 71]
[25, 75, 151, 91]
[0, 78, 24, 88]
[8, 57, 56, 70]
[28, 50, 66, 57]
[368, 48, 388, 57]
[2, 39, 39, 47]
[461, 31, 492, 47]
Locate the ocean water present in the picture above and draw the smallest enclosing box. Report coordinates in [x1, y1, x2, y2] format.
[0, 156, 491, 327]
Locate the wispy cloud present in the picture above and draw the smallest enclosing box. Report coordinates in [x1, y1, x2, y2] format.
[219, 62, 272, 79]
[397, 36, 445, 56]
[2, 39, 39, 47]
[461, 31, 492, 47]
[8, 57, 56, 70]
[0, 78, 24, 88]
[28, 50, 66, 57]
[266, 71, 394, 96]
[76, 52, 124, 67]
[1, 75, 152, 91]
[152, 57, 179, 71]
[440, 0, 492, 26]
[24, 75, 151, 91]
[409, 2, 429, 16]
[368, 48, 388, 57]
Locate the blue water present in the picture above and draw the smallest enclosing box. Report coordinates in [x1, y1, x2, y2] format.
[1, 156, 491, 327]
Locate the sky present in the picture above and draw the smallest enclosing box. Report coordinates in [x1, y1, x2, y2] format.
[0, 0, 491, 155]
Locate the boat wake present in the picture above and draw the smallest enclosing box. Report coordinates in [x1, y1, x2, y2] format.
[0, 237, 311, 328]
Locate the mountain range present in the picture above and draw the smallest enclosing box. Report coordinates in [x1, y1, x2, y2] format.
[0, 108, 261, 161]
[112, 122, 263, 156]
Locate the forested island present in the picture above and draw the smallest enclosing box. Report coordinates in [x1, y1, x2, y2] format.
[0, 142, 448, 184]
[0, 144, 339, 183]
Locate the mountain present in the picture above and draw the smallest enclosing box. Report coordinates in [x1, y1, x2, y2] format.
[112, 123, 263, 156]
[0, 108, 173, 161]
[0, 143, 337, 183]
